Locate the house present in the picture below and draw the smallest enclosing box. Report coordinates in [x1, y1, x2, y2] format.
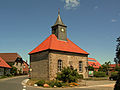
[109, 64, 120, 72]
[0, 53, 29, 74]
[88, 58, 101, 71]
[23, 61, 29, 74]
[0, 57, 11, 76]
[29, 11, 89, 80]
[0, 53, 21, 64]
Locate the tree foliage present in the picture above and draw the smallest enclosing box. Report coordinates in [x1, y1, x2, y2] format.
[10, 66, 17, 75]
[114, 37, 120, 90]
[88, 66, 94, 71]
[98, 61, 111, 75]
[56, 67, 82, 83]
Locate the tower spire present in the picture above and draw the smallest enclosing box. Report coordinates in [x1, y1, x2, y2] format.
[58, 8, 60, 15]
[51, 9, 67, 41]
[53, 9, 65, 26]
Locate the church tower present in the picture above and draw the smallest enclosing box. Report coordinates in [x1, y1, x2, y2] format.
[51, 9, 67, 41]
[29, 10, 89, 80]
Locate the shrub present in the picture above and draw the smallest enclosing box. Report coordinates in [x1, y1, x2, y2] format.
[54, 81, 63, 87]
[10, 66, 17, 75]
[79, 74, 83, 79]
[36, 80, 45, 86]
[94, 71, 106, 77]
[0, 76, 7, 79]
[110, 72, 118, 77]
[88, 66, 94, 71]
[47, 80, 64, 87]
[46, 80, 55, 87]
[56, 67, 81, 83]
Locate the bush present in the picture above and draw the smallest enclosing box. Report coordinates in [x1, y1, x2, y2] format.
[0, 76, 7, 79]
[79, 74, 83, 79]
[36, 80, 45, 86]
[110, 72, 118, 77]
[47, 80, 64, 87]
[94, 71, 106, 77]
[56, 67, 81, 83]
[10, 66, 17, 75]
[88, 66, 94, 71]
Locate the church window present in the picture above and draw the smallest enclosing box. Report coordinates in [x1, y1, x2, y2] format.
[79, 61, 82, 72]
[58, 60, 62, 72]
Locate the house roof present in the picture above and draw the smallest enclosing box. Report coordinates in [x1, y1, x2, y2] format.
[0, 57, 11, 68]
[88, 58, 101, 69]
[23, 61, 29, 66]
[109, 64, 120, 67]
[0, 53, 21, 62]
[29, 34, 89, 55]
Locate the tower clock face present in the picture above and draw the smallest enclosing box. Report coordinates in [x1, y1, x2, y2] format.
[61, 28, 65, 32]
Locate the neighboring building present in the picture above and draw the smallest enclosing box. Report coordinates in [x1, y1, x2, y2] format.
[109, 64, 120, 72]
[0, 57, 11, 76]
[88, 58, 101, 71]
[0, 53, 21, 63]
[0, 53, 29, 74]
[13, 57, 24, 74]
[14, 58, 29, 74]
[23, 61, 29, 74]
[29, 11, 89, 80]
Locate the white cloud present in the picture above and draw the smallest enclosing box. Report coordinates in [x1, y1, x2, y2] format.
[111, 19, 117, 23]
[63, 0, 80, 10]
[94, 6, 98, 9]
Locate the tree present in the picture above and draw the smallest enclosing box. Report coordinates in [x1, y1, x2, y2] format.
[10, 66, 17, 75]
[114, 37, 120, 90]
[56, 67, 82, 83]
[98, 61, 111, 75]
[88, 66, 94, 71]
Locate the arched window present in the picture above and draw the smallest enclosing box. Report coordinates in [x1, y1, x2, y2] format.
[58, 60, 62, 72]
[79, 61, 82, 72]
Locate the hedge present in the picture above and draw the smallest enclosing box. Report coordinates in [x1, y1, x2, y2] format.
[94, 71, 106, 77]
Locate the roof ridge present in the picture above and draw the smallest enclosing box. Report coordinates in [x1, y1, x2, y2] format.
[29, 35, 89, 55]
[68, 39, 89, 54]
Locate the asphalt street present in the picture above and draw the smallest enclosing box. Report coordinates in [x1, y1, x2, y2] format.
[0, 76, 116, 90]
[0, 76, 27, 90]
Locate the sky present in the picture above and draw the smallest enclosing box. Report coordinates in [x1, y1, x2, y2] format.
[0, 0, 120, 64]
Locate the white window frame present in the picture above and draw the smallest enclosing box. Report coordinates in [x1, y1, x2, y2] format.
[58, 60, 62, 72]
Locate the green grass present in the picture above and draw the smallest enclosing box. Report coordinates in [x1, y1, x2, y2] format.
[84, 77, 109, 81]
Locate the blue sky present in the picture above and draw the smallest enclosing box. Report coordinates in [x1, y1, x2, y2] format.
[0, 0, 120, 64]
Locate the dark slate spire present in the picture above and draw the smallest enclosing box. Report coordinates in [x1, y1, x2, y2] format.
[53, 9, 66, 26]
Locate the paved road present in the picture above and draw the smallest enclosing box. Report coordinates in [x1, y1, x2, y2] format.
[0, 76, 116, 90]
[0, 76, 27, 90]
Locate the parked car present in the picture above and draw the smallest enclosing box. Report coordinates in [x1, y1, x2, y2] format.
[109, 75, 118, 80]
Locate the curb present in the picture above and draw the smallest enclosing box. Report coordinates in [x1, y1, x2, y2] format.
[77, 84, 115, 88]
[21, 79, 29, 86]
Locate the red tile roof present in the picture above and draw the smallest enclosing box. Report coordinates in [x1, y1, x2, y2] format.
[109, 64, 120, 67]
[29, 34, 89, 55]
[88, 58, 101, 68]
[0, 57, 11, 68]
[0, 53, 21, 62]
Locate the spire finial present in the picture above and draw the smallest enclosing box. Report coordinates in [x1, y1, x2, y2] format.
[58, 8, 60, 15]
[52, 9, 66, 27]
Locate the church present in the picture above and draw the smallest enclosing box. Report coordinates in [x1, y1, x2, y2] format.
[29, 11, 89, 80]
